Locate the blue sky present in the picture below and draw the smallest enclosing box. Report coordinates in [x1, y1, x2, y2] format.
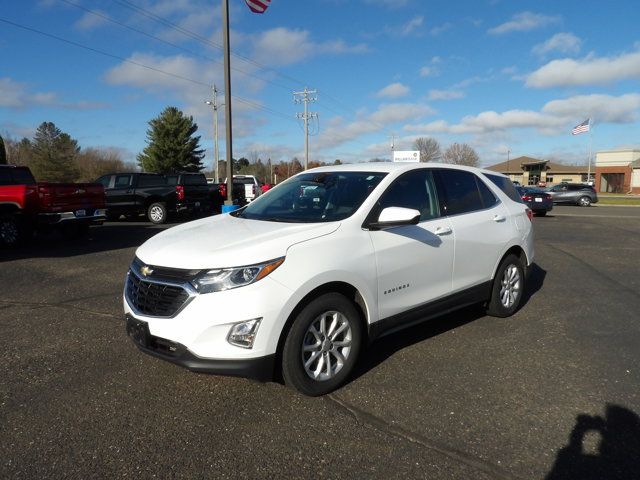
[1, 0, 640, 169]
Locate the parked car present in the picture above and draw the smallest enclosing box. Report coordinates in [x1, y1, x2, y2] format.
[0, 165, 105, 246]
[124, 164, 534, 396]
[96, 172, 213, 224]
[546, 183, 598, 207]
[228, 175, 262, 202]
[516, 186, 553, 216]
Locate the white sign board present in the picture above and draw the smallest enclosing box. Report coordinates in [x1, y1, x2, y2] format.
[393, 150, 420, 162]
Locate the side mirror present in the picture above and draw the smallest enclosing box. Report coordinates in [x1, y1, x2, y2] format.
[368, 207, 421, 230]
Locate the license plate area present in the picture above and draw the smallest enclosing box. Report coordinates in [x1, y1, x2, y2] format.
[76, 209, 86, 217]
[534, 198, 542, 202]
[126, 316, 150, 348]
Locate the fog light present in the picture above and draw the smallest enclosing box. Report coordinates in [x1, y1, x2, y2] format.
[227, 318, 262, 349]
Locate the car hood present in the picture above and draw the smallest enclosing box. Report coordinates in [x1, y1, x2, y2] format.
[135, 214, 341, 269]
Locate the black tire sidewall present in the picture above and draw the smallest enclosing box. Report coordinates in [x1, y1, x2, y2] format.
[579, 196, 591, 207]
[147, 202, 167, 224]
[282, 293, 362, 396]
[487, 254, 525, 318]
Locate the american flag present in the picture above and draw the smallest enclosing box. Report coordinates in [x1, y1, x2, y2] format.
[571, 118, 590, 135]
[245, 0, 271, 13]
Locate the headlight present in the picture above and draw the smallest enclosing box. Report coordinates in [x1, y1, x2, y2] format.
[191, 257, 284, 294]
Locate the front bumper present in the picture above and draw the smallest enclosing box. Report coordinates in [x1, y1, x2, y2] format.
[125, 314, 275, 380]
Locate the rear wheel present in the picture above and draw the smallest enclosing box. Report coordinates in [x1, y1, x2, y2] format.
[0, 214, 21, 247]
[282, 293, 362, 396]
[578, 196, 592, 207]
[147, 202, 167, 224]
[486, 254, 525, 318]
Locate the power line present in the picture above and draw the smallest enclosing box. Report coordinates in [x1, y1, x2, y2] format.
[0, 16, 297, 124]
[60, 0, 293, 93]
[113, 0, 305, 88]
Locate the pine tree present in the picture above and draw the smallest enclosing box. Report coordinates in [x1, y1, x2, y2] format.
[0, 134, 7, 164]
[137, 106, 205, 173]
[30, 122, 80, 181]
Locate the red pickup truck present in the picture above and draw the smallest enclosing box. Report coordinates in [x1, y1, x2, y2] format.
[0, 165, 106, 247]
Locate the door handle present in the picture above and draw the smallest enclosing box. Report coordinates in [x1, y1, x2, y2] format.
[434, 226, 452, 236]
[493, 214, 506, 222]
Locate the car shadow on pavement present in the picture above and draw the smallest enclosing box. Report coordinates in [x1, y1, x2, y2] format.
[0, 222, 173, 262]
[545, 405, 640, 480]
[350, 262, 546, 384]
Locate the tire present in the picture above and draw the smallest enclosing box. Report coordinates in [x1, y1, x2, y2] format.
[578, 196, 592, 207]
[282, 293, 363, 396]
[0, 214, 21, 247]
[486, 254, 525, 318]
[147, 202, 167, 224]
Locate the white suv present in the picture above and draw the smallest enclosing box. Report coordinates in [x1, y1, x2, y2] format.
[124, 163, 534, 396]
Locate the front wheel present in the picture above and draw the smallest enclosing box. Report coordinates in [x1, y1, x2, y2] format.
[578, 196, 592, 207]
[486, 254, 525, 318]
[147, 202, 167, 224]
[0, 214, 21, 247]
[282, 293, 363, 396]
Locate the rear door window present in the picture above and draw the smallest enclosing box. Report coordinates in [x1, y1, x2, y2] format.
[115, 174, 132, 188]
[11, 168, 37, 184]
[182, 174, 207, 186]
[138, 174, 165, 187]
[435, 169, 483, 216]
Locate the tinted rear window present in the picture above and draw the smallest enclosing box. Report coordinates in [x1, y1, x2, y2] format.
[0, 167, 36, 185]
[436, 169, 483, 216]
[138, 174, 166, 187]
[483, 173, 522, 203]
[182, 174, 207, 185]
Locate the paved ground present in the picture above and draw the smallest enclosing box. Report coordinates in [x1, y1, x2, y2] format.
[1, 206, 639, 479]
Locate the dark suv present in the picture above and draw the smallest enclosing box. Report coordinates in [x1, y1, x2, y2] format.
[547, 183, 598, 207]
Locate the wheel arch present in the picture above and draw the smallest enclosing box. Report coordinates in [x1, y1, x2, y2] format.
[273, 281, 369, 380]
[492, 245, 529, 280]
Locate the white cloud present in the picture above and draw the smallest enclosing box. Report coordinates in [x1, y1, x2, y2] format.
[532, 32, 582, 57]
[404, 93, 640, 136]
[376, 82, 410, 98]
[428, 89, 465, 101]
[526, 50, 640, 88]
[400, 15, 423, 36]
[250, 28, 368, 67]
[74, 10, 109, 31]
[488, 11, 560, 35]
[317, 102, 435, 149]
[0, 77, 105, 110]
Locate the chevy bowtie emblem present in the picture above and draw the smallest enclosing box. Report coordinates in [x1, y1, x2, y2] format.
[140, 265, 154, 277]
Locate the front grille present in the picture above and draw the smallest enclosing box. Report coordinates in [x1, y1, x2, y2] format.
[126, 272, 190, 317]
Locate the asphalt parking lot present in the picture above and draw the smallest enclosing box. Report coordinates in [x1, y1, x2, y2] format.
[1, 206, 640, 480]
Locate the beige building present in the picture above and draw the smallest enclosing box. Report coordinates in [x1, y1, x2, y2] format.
[595, 149, 640, 194]
[486, 156, 589, 186]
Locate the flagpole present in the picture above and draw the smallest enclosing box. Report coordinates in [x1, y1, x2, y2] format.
[222, 0, 234, 207]
[587, 119, 593, 185]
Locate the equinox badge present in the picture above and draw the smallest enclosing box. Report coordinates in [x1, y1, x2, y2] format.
[140, 265, 154, 277]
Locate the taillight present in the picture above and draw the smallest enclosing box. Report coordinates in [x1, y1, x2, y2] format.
[220, 184, 227, 199]
[38, 185, 52, 208]
[252, 185, 256, 195]
[176, 185, 185, 201]
[522, 195, 532, 202]
[545, 194, 552, 200]
[526, 208, 533, 221]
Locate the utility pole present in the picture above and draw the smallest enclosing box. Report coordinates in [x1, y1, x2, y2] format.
[205, 84, 222, 182]
[293, 87, 317, 170]
[222, 0, 234, 206]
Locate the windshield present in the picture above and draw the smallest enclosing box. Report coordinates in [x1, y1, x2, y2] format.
[234, 171, 387, 223]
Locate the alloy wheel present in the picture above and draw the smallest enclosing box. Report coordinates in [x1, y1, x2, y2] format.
[500, 264, 521, 309]
[301, 311, 352, 381]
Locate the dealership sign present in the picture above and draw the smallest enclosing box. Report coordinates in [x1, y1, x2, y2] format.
[393, 150, 420, 162]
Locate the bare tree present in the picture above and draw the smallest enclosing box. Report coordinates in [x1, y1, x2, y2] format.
[413, 137, 441, 162]
[442, 143, 479, 167]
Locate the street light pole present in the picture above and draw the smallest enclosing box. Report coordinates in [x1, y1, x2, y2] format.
[222, 0, 234, 206]
[205, 85, 221, 183]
